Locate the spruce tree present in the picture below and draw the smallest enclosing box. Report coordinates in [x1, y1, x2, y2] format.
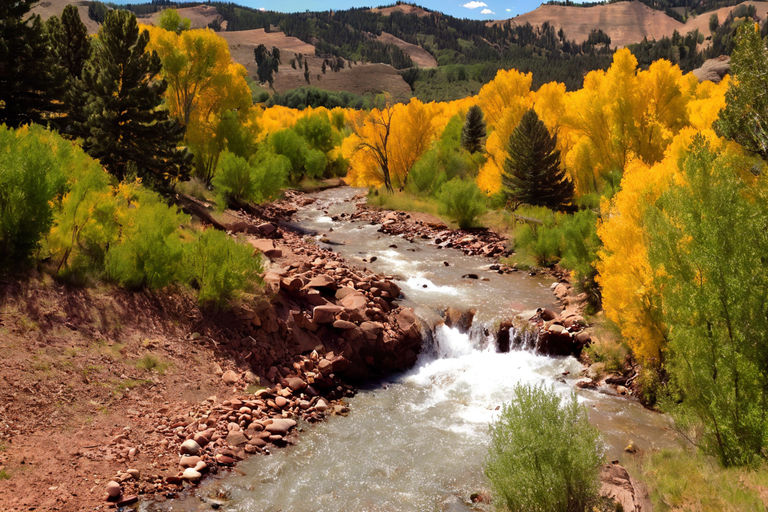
[0, 0, 65, 127]
[502, 109, 573, 210]
[461, 105, 486, 153]
[45, 5, 91, 136]
[79, 10, 189, 193]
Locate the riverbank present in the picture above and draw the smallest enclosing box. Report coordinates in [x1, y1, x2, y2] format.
[0, 191, 421, 511]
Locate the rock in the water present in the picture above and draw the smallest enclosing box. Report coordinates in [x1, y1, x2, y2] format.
[315, 398, 328, 412]
[265, 418, 297, 435]
[106, 480, 121, 499]
[443, 307, 476, 333]
[180, 439, 201, 456]
[182, 468, 202, 482]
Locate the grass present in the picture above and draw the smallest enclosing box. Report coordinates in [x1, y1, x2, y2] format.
[632, 448, 768, 511]
[367, 189, 443, 219]
[0, 469, 10, 480]
[135, 353, 170, 374]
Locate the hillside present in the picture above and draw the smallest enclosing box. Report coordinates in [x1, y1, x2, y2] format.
[498, 0, 768, 47]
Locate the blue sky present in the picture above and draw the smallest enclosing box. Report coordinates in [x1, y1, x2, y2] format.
[115, 1, 549, 19]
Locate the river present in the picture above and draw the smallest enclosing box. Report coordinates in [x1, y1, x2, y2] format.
[144, 187, 680, 512]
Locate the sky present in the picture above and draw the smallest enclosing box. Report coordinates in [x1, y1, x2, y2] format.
[115, 1, 553, 20]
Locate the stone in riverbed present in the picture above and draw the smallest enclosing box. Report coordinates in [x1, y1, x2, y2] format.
[182, 468, 202, 482]
[106, 480, 121, 499]
[315, 399, 328, 412]
[275, 396, 288, 408]
[226, 430, 248, 446]
[285, 376, 307, 392]
[265, 418, 297, 435]
[312, 305, 343, 324]
[179, 455, 201, 468]
[180, 439, 201, 456]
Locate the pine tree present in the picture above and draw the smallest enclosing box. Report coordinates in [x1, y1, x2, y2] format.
[461, 105, 486, 153]
[254, 44, 280, 89]
[79, 10, 190, 193]
[45, 4, 91, 136]
[0, 0, 66, 127]
[502, 109, 573, 210]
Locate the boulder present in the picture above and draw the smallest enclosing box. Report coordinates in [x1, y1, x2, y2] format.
[599, 462, 646, 512]
[360, 321, 384, 341]
[221, 370, 239, 385]
[312, 305, 343, 324]
[179, 439, 201, 456]
[443, 307, 476, 333]
[248, 238, 282, 259]
[306, 274, 337, 290]
[106, 481, 121, 499]
[285, 376, 307, 392]
[226, 430, 248, 446]
[396, 308, 420, 339]
[333, 319, 357, 330]
[340, 292, 367, 314]
[265, 418, 297, 435]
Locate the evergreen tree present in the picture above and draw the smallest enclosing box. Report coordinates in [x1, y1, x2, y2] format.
[715, 23, 768, 160]
[502, 109, 573, 210]
[45, 5, 91, 136]
[79, 10, 190, 193]
[0, 0, 65, 127]
[254, 44, 280, 89]
[461, 105, 486, 153]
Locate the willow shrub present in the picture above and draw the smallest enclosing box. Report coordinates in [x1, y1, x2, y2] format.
[213, 151, 287, 208]
[647, 138, 768, 466]
[104, 185, 188, 289]
[485, 384, 604, 512]
[185, 229, 263, 308]
[0, 125, 68, 268]
[437, 178, 486, 229]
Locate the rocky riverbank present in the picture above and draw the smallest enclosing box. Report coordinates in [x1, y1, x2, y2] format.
[0, 190, 423, 511]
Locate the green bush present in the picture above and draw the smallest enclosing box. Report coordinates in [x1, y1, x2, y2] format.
[185, 229, 263, 307]
[0, 125, 69, 268]
[437, 178, 486, 229]
[485, 384, 604, 512]
[212, 151, 286, 208]
[271, 128, 307, 181]
[105, 186, 187, 289]
[294, 112, 335, 153]
[303, 148, 327, 179]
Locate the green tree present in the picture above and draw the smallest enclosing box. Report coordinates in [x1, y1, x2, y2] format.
[715, 23, 768, 160]
[0, 0, 65, 127]
[78, 10, 190, 192]
[158, 8, 191, 33]
[502, 109, 573, 210]
[485, 384, 603, 512]
[45, 4, 91, 136]
[254, 44, 280, 89]
[647, 138, 768, 467]
[461, 105, 486, 154]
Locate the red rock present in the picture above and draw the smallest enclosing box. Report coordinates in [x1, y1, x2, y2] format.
[265, 418, 297, 435]
[285, 376, 307, 391]
[215, 454, 236, 465]
[275, 396, 288, 408]
[248, 238, 282, 259]
[340, 292, 367, 313]
[312, 305, 343, 324]
[306, 274, 337, 290]
[179, 455, 201, 468]
[106, 481, 121, 499]
[221, 370, 239, 385]
[117, 495, 138, 507]
[333, 319, 357, 330]
[360, 321, 384, 340]
[226, 430, 248, 446]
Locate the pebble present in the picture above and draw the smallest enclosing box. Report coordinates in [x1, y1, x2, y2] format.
[181, 468, 202, 482]
[275, 396, 288, 408]
[126, 468, 140, 480]
[222, 370, 239, 385]
[105, 480, 121, 498]
[179, 439, 201, 456]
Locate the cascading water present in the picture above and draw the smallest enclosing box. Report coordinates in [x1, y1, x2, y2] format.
[143, 187, 682, 512]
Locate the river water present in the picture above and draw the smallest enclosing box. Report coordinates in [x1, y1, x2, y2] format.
[145, 187, 680, 512]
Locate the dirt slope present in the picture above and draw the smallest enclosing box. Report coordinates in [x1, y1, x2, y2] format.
[494, 0, 768, 47]
[378, 31, 437, 68]
[31, 0, 100, 33]
[136, 5, 224, 30]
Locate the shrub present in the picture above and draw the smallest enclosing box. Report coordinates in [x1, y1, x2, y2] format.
[104, 184, 187, 289]
[213, 151, 257, 207]
[437, 178, 486, 229]
[303, 148, 327, 179]
[485, 384, 604, 512]
[271, 128, 307, 181]
[0, 125, 69, 269]
[294, 112, 335, 153]
[185, 229, 263, 307]
[250, 152, 289, 202]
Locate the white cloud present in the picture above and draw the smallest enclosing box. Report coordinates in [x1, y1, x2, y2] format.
[480, 8, 495, 14]
[506, 8, 512, 11]
[462, 1, 488, 9]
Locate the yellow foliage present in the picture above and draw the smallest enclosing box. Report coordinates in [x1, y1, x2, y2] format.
[595, 128, 725, 363]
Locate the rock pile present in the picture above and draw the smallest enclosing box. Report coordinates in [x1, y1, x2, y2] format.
[351, 209, 510, 259]
[106, 350, 354, 501]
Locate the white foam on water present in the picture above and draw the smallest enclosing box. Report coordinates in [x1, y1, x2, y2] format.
[403, 276, 460, 296]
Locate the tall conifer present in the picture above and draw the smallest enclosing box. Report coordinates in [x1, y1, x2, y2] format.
[502, 109, 573, 210]
[79, 10, 189, 192]
[461, 105, 486, 154]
